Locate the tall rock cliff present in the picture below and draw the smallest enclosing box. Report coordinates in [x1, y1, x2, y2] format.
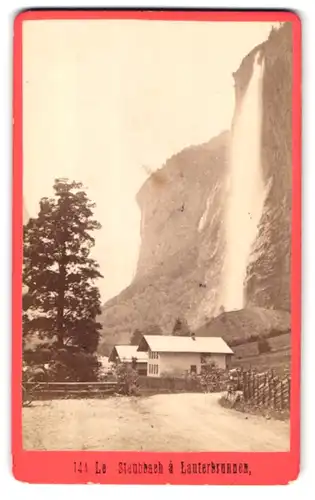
[98, 23, 292, 353]
[99, 133, 229, 351]
[243, 24, 292, 311]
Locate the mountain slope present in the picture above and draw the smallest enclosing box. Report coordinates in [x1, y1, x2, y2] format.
[98, 24, 293, 354]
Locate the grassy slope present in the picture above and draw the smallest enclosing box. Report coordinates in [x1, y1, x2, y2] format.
[196, 307, 291, 374]
[196, 307, 290, 343]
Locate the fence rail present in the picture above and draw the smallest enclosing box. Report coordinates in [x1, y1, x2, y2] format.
[23, 381, 118, 400]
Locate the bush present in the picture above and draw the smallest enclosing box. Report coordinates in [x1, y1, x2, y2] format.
[22, 361, 47, 382]
[199, 363, 226, 392]
[23, 346, 101, 381]
[114, 362, 139, 395]
[258, 338, 271, 354]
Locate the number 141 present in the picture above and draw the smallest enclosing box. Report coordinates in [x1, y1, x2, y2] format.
[74, 461, 88, 473]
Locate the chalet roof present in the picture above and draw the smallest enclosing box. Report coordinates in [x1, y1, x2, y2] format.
[109, 345, 148, 363]
[137, 335, 233, 355]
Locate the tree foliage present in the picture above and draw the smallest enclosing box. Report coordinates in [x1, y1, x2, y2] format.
[199, 363, 225, 393]
[23, 179, 103, 355]
[172, 317, 190, 336]
[114, 362, 139, 395]
[130, 328, 143, 346]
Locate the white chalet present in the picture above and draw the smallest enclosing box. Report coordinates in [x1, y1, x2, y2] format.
[137, 335, 233, 377]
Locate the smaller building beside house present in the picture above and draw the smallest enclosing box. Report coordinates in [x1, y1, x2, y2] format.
[97, 355, 114, 377]
[108, 345, 148, 375]
[137, 335, 233, 377]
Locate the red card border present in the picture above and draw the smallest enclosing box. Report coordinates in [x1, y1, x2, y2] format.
[12, 9, 302, 485]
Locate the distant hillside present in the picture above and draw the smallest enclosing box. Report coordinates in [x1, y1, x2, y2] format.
[196, 307, 290, 345]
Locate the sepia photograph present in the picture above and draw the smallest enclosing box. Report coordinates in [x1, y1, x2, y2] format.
[20, 16, 293, 456]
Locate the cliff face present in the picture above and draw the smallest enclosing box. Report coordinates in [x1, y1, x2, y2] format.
[98, 133, 229, 352]
[98, 23, 292, 352]
[244, 24, 292, 310]
[136, 132, 228, 282]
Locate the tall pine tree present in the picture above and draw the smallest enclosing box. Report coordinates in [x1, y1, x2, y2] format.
[23, 179, 103, 354]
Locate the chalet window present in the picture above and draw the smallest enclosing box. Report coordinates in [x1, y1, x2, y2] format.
[190, 365, 197, 374]
[151, 364, 158, 375]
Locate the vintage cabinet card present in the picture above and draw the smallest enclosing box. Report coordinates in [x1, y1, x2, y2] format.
[12, 9, 301, 485]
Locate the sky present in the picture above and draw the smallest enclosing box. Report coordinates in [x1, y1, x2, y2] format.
[22, 19, 275, 303]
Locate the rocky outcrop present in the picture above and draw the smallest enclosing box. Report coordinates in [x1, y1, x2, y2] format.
[98, 23, 292, 353]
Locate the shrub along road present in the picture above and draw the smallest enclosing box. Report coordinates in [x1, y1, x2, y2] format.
[23, 393, 290, 451]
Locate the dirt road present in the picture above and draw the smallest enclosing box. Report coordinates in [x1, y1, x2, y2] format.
[23, 393, 290, 451]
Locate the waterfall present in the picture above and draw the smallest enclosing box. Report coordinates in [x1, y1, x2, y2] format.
[220, 52, 266, 311]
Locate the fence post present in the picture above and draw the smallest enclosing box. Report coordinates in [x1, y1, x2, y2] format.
[280, 381, 283, 411]
[273, 377, 277, 409]
[251, 372, 254, 401]
[288, 377, 291, 409]
[243, 371, 248, 401]
[262, 374, 266, 406]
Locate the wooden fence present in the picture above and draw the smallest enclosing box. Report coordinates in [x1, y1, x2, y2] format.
[230, 369, 291, 411]
[23, 370, 290, 409]
[24, 378, 204, 400]
[23, 381, 118, 400]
